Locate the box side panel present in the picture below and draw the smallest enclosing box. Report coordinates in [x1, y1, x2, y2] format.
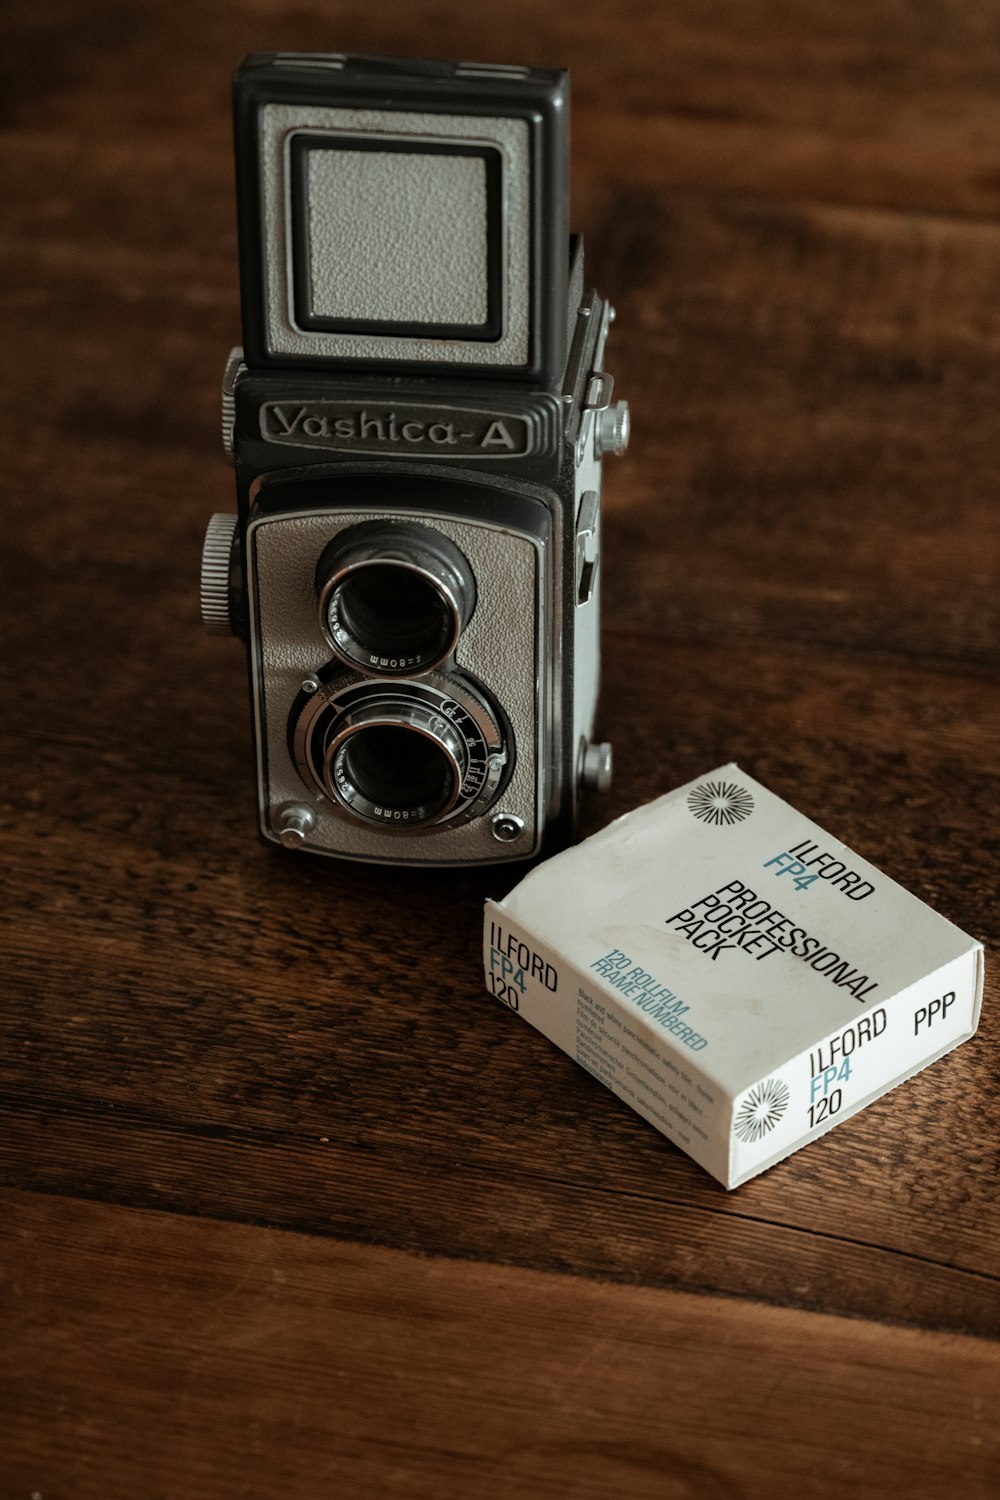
[484, 901, 732, 1185]
[574, 971, 732, 1185]
[728, 945, 983, 1187]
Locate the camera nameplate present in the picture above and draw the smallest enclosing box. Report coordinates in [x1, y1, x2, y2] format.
[260, 399, 535, 459]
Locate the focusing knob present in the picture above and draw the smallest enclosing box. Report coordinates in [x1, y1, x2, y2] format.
[595, 400, 630, 457]
[580, 740, 613, 793]
[200, 513, 238, 635]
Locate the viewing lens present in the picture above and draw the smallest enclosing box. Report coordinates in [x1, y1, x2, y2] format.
[317, 522, 475, 675]
[335, 563, 451, 665]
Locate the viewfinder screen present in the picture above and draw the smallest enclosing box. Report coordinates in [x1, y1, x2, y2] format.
[290, 136, 502, 339]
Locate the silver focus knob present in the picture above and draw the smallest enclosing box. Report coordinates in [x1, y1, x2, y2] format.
[595, 400, 630, 457]
[581, 741, 613, 793]
[200, 513, 238, 635]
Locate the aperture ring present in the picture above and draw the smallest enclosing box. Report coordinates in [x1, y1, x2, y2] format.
[291, 669, 509, 832]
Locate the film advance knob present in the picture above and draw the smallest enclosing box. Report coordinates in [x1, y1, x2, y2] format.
[200, 513, 238, 636]
[220, 345, 245, 461]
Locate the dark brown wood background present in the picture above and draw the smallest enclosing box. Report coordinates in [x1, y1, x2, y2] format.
[2, 3, 999, 1496]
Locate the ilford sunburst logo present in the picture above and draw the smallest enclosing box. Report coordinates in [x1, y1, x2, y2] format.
[733, 1077, 791, 1144]
[687, 779, 755, 826]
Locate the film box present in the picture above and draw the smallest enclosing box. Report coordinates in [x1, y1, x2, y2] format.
[483, 765, 984, 1188]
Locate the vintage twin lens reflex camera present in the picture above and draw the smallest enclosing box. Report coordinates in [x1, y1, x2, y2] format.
[200, 52, 629, 866]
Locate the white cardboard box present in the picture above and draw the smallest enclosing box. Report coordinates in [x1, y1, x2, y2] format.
[483, 765, 984, 1188]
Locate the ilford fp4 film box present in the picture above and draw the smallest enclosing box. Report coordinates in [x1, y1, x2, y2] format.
[483, 766, 984, 1188]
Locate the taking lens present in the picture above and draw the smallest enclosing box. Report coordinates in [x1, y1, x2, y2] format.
[291, 671, 511, 833]
[338, 724, 456, 815]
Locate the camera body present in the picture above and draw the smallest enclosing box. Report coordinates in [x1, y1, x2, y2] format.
[201, 53, 628, 865]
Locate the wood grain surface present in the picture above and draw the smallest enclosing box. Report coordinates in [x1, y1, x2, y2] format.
[4, 1189, 999, 1500]
[2, 2, 999, 1496]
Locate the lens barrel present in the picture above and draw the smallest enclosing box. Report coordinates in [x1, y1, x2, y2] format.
[317, 521, 475, 676]
[291, 671, 509, 831]
[337, 724, 459, 820]
[299, 523, 509, 831]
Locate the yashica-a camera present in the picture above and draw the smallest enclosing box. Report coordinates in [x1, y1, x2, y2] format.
[200, 52, 629, 865]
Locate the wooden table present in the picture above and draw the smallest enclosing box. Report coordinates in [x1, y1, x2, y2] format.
[2, 3, 998, 1495]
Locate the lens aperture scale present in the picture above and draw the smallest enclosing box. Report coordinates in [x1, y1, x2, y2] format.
[292, 669, 509, 831]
